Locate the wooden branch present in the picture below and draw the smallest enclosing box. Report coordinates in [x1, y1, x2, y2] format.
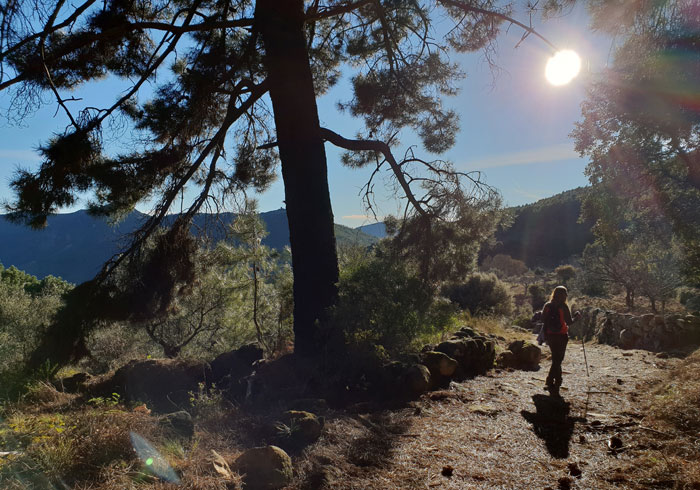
[305, 0, 373, 22]
[98, 78, 270, 281]
[438, 0, 558, 52]
[319, 127, 428, 217]
[0, 0, 98, 64]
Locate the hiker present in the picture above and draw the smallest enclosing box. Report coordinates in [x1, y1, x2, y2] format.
[542, 285, 581, 394]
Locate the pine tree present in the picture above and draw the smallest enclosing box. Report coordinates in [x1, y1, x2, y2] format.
[1, 0, 556, 364]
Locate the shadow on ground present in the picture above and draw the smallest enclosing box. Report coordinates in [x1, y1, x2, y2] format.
[521, 394, 577, 458]
[346, 411, 411, 467]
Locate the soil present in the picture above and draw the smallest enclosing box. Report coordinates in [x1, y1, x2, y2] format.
[290, 341, 683, 490]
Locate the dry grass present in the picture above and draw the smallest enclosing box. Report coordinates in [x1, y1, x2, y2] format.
[608, 348, 700, 489]
[2, 333, 700, 489]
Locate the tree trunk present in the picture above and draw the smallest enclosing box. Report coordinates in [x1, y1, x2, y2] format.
[255, 0, 339, 357]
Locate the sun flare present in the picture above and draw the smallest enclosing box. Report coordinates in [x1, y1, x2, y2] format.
[545, 50, 581, 86]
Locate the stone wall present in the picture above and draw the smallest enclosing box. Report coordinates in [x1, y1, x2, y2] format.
[568, 308, 700, 352]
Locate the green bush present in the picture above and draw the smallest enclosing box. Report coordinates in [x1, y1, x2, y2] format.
[441, 272, 513, 317]
[334, 256, 455, 354]
[528, 284, 547, 310]
[555, 264, 577, 286]
[573, 268, 609, 297]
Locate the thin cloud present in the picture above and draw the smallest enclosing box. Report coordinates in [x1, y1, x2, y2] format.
[462, 143, 580, 170]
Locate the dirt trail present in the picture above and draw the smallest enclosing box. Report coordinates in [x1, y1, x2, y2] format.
[293, 342, 678, 489]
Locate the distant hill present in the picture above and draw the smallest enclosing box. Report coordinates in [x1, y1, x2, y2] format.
[355, 222, 388, 239]
[486, 187, 596, 268]
[0, 209, 378, 284]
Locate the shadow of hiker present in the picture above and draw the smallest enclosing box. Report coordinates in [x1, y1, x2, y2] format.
[521, 394, 576, 459]
[346, 410, 411, 468]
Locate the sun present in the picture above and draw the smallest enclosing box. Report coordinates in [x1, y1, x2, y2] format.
[545, 50, 582, 86]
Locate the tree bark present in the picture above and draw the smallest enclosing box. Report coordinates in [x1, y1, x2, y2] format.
[255, 0, 339, 356]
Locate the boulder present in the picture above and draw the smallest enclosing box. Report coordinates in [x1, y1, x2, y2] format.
[495, 350, 516, 369]
[57, 372, 92, 393]
[498, 341, 541, 370]
[516, 342, 542, 370]
[92, 358, 208, 413]
[244, 354, 316, 404]
[277, 410, 324, 448]
[436, 338, 495, 377]
[402, 364, 431, 399]
[209, 343, 263, 385]
[420, 351, 458, 378]
[451, 326, 477, 339]
[233, 446, 293, 490]
[159, 410, 194, 439]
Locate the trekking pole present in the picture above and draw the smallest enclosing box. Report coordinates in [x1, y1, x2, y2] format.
[581, 336, 590, 378]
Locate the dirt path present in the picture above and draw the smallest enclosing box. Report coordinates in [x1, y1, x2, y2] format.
[293, 342, 678, 489]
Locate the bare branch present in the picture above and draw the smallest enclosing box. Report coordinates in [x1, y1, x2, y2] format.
[438, 0, 558, 52]
[319, 127, 428, 217]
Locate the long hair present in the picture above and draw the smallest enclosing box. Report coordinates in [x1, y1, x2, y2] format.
[548, 285, 569, 306]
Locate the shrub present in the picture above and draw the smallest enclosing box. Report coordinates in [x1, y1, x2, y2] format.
[573, 267, 609, 297]
[555, 264, 577, 286]
[680, 288, 700, 312]
[442, 272, 513, 317]
[528, 284, 547, 310]
[334, 256, 455, 354]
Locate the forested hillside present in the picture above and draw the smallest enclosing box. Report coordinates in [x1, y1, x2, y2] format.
[0, 209, 378, 284]
[487, 187, 596, 268]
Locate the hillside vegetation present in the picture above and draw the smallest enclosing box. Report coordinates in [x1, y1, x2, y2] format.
[0, 209, 378, 284]
[487, 187, 596, 269]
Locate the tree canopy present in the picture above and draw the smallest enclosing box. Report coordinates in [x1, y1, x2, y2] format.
[1, 0, 559, 364]
[572, 0, 700, 285]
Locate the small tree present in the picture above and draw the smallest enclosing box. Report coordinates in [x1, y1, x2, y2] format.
[555, 265, 577, 287]
[442, 272, 513, 317]
[636, 242, 682, 313]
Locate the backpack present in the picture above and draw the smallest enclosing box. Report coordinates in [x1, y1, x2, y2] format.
[542, 303, 562, 334]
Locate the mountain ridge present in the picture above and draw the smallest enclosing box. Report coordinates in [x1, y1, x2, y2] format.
[0, 208, 378, 284]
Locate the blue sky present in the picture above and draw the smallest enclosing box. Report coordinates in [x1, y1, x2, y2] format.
[0, 4, 611, 227]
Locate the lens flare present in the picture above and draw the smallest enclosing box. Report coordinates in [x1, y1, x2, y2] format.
[130, 432, 180, 484]
[545, 50, 582, 86]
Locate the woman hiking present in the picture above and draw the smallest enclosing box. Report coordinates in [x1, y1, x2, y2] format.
[542, 286, 580, 395]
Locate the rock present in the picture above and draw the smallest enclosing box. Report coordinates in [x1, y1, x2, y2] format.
[159, 410, 194, 439]
[498, 341, 541, 370]
[619, 329, 640, 350]
[57, 372, 92, 393]
[420, 351, 458, 378]
[91, 358, 208, 413]
[435, 340, 466, 361]
[516, 342, 542, 370]
[233, 446, 293, 490]
[507, 340, 526, 354]
[209, 343, 263, 385]
[402, 364, 431, 399]
[496, 350, 516, 369]
[277, 410, 324, 447]
[244, 354, 316, 404]
[436, 338, 495, 377]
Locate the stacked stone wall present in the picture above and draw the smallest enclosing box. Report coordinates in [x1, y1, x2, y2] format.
[568, 308, 700, 352]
